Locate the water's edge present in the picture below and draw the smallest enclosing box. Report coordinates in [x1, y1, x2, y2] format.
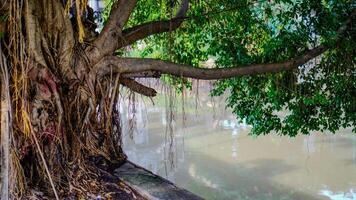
[115, 161, 204, 200]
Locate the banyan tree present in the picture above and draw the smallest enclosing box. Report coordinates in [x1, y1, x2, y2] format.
[0, 0, 354, 199]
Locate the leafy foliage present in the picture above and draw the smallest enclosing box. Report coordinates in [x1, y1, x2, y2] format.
[113, 0, 355, 136]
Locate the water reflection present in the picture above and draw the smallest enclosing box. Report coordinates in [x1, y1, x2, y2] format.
[319, 189, 356, 200]
[120, 85, 356, 200]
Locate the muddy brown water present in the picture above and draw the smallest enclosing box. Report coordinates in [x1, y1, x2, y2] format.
[120, 86, 356, 200]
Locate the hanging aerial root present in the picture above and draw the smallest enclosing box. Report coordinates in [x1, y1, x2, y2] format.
[75, 0, 86, 43]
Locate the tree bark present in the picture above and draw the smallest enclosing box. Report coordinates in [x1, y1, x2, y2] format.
[120, 78, 157, 97]
[1, 44, 11, 200]
[119, 0, 189, 48]
[88, 0, 137, 65]
[92, 45, 327, 80]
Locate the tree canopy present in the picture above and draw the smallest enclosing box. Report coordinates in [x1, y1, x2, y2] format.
[115, 0, 356, 136]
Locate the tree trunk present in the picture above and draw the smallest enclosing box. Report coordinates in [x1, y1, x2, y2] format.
[1, 0, 127, 198]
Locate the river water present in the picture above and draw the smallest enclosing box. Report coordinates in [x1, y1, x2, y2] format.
[120, 83, 356, 200]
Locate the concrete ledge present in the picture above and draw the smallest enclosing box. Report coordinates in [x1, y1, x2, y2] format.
[114, 161, 204, 200]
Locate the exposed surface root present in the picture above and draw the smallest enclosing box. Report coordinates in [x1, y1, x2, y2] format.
[23, 159, 145, 200]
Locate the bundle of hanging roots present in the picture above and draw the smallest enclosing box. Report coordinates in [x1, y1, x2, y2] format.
[0, 0, 167, 198]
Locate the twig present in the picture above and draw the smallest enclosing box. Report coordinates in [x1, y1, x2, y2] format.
[30, 131, 60, 200]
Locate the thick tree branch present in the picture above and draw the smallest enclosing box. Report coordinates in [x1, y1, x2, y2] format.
[118, 0, 189, 48]
[122, 70, 161, 78]
[119, 18, 184, 48]
[93, 45, 327, 80]
[87, 0, 137, 64]
[120, 78, 157, 97]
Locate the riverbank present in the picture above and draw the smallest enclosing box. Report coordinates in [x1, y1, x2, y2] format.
[115, 161, 203, 200]
[26, 159, 202, 200]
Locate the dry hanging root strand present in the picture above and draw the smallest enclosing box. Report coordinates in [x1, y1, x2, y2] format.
[75, 0, 88, 43]
[127, 90, 137, 139]
[5, 0, 29, 197]
[163, 84, 177, 170]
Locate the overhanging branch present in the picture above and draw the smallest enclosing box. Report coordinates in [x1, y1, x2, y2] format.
[93, 45, 327, 80]
[118, 0, 189, 48]
[118, 18, 184, 48]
